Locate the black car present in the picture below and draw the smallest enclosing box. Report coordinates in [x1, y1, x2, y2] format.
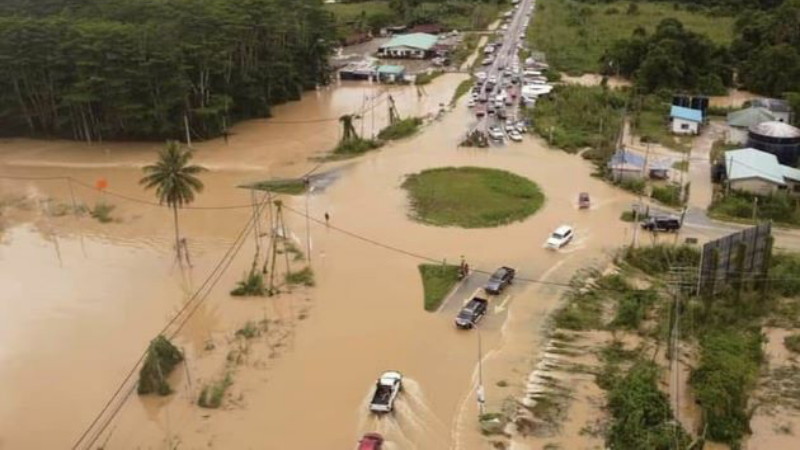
[641, 216, 681, 232]
[454, 297, 489, 329]
[484, 266, 516, 294]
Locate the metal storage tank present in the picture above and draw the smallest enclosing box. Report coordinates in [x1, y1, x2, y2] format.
[747, 121, 800, 166]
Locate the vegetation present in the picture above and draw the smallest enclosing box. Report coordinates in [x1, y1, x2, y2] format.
[140, 141, 206, 260]
[527, 0, 733, 75]
[90, 201, 115, 223]
[770, 252, 800, 297]
[672, 160, 688, 171]
[554, 273, 632, 330]
[602, 17, 732, 94]
[651, 183, 684, 207]
[332, 137, 383, 156]
[402, 167, 544, 228]
[286, 266, 315, 287]
[378, 117, 423, 140]
[614, 178, 646, 195]
[137, 335, 184, 396]
[709, 190, 800, 226]
[785, 334, 800, 353]
[231, 271, 267, 296]
[710, 139, 740, 164]
[235, 321, 261, 339]
[248, 179, 307, 195]
[527, 85, 626, 163]
[691, 329, 763, 445]
[198, 373, 233, 409]
[610, 288, 658, 330]
[418, 263, 461, 311]
[414, 70, 444, 86]
[622, 244, 700, 276]
[0, 0, 334, 140]
[631, 95, 692, 152]
[451, 33, 480, 67]
[451, 78, 475, 106]
[606, 361, 691, 449]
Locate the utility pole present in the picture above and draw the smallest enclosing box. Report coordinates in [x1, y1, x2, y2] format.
[752, 197, 759, 223]
[304, 177, 312, 264]
[184, 113, 192, 148]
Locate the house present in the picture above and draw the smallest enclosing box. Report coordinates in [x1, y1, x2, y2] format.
[670, 105, 703, 135]
[608, 149, 673, 181]
[409, 23, 444, 35]
[751, 98, 793, 123]
[377, 33, 438, 59]
[726, 107, 776, 145]
[379, 25, 408, 37]
[724, 148, 800, 195]
[376, 65, 405, 83]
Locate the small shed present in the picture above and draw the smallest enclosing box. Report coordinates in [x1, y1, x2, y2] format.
[608, 150, 645, 181]
[670, 105, 703, 135]
[376, 65, 406, 83]
[378, 33, 438, 59]
[726, 107, 776, 145]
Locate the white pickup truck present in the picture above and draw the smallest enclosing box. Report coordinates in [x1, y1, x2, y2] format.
[369, 371, 403, 413]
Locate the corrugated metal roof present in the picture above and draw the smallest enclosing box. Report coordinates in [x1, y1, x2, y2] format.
[748, 121, 800, 138]
[781, 165, 800, 182]
[377, 65, 405, 75]
[380, 33, 438, 51]
[727, 107, 776, 128]
[752, 97, 792, 113]
[725, 148, 786, 185]
[670, 105, 703, 122]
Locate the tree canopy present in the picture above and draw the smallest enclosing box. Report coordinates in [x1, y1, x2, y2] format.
[0, 0, 335, 141]
[602, 18, 733, 94]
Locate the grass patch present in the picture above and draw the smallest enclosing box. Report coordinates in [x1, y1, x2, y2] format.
[402, 167, 544, 228]
[631, 96, 692, 152]
[771, 252, 800, 298]
[378, 117, 422, 140]
[418, 263, 461, 311]
[286, 266, 315, 287]
[672, 160, 688, 171]
[528, 0, 734, 75]
[137, 335, 184, 396]
[709, 190, 800, 227]
[651, 183, 684, 207]
[614, 177, 645, 195]
[619, 210, 636, 222]
[691, 328, 763, 446]
[622, 244, 700, 276]
[452, 33, 480, 68]
[90, 201, 115, 223]
[554, 273, 633, 330]
[247, 179, 307, 195]
[450, 78, 475, 106]
[332, 137, 383, 156]
[198, 373, 233, 409]
[231, 271, 267, 297]
[528, 85, 626, 167]
[415, 70, 444, 86]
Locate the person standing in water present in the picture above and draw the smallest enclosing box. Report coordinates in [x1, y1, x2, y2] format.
[324, 212, 330, 226]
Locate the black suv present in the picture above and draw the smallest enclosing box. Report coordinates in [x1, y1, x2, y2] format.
[484, 266, 516, 294]
[641, 216, 681, 232]
[454, 297, 489, 329]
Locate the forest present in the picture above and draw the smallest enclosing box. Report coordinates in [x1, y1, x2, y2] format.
[0, 0, 335, 141]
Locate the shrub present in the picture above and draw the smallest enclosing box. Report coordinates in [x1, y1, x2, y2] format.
[771, 253, 800, 297]
[651, 183, 683, 207]
[623, 245, 700, 275]
[377, 117, 423, 140]
[235, 321, 261, 339]
[90, 201, 115, 223]
[616, 178, 646, 195]
[785, 334, 800, 353]
[286, 266, 315, 287]
[138, 335, 184, 396]
[611, 289, 658, 330]
[230, 271, 267, 296]
[198, 373, 232, 408]
[333, 137, 383, 155]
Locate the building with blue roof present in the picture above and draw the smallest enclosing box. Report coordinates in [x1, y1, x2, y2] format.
[670, 105, 704, 135]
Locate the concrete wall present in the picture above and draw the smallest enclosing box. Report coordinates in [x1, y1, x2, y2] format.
[729, 178, 781, 196]
[672, 118, 699, 135]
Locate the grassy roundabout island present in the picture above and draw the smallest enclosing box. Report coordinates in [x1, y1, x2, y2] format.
[402, 167, 544, 228]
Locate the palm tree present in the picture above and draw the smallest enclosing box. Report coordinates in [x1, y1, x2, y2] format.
[140, 141, 206, 260]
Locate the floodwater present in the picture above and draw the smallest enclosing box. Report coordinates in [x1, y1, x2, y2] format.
[0, 73, 636, 449]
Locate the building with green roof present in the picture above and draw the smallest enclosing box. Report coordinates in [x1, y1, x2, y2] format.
[726, 107, 776, 144]
[725, 147, 800, 196]
[376, 65, 406, 83]
[378, 33, 438, 59]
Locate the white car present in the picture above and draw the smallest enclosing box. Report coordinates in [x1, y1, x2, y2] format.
[504, 120, 516, 132]
[546, 225, 574, 249]
[488, 75, 497, 84]
[475, 71, 487, 81]
[488, 126, 505, 141]
[508, 129, 523, 142]
[467, 98, 476, 107]
[369, 371, 403, 413]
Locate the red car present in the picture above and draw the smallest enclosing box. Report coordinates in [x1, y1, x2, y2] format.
[578, 192, 591, 209]
[358, 433, 384, 450]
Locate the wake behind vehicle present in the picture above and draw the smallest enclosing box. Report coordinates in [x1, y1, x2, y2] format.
[484, 266, 516, 294]
[358, 433, 384, 450]
[455, 294, 489, 329]
[546, 225, 574, 249]
[369, 371, 403, 413]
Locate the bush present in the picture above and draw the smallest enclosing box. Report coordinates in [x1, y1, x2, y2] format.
[286, 266, 315, 287]
[231, 271, 267, 296]
[198, 373, 232, 409]
[771, 252, 800, 297]
[691, 329, 763, 445]
[138, 335, 184, 396]
[651, 183, 683, 207]
[615, 177, 646, 195]
[623, 245, 700, 275]
[611, 289, 658, 330]
[333, 137, 383, 155]
[785, 334, 800, 353]
[377, 117, 422, 140]
[709, 190, 800, 225]
[90, 201, 115, 223]
[235, 321, 261, 339]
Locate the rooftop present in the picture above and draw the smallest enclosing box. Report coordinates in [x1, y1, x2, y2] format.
[380, 33, 438, 51]
[751, 97, 792, 113]
[725, 148, 785, 185]
[749, 121, 800, 138]
[376, 65, 405, 75]
[727, 107, 776, 128]
[670, 105, 703, 123]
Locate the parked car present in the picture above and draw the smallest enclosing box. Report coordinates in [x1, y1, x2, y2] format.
[358, 433, 384, 450]
[504, 120, 516, 132]
[467, 98, 476, 108]
[578, 192, 590, 209]
[369, 371, 403, 413]
[546, 225, 574, 249]
[455, 296, 489, 329]
[641, 216, 681, 232]
[488, 126, 505, 141]
[515, 121, 527, 133]
[485, 266, 516, 294]
[508, 129, 523, 142]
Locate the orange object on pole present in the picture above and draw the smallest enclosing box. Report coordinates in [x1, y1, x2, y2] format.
[95, 177, 108, 191]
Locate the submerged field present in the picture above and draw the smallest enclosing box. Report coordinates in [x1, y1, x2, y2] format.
[528, 0, 734, 74]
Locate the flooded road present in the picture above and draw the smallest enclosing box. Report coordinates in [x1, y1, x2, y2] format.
[0, 74, 636, 449]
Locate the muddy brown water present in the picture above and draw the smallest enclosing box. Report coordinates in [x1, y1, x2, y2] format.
[0, 74, 637, 449]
